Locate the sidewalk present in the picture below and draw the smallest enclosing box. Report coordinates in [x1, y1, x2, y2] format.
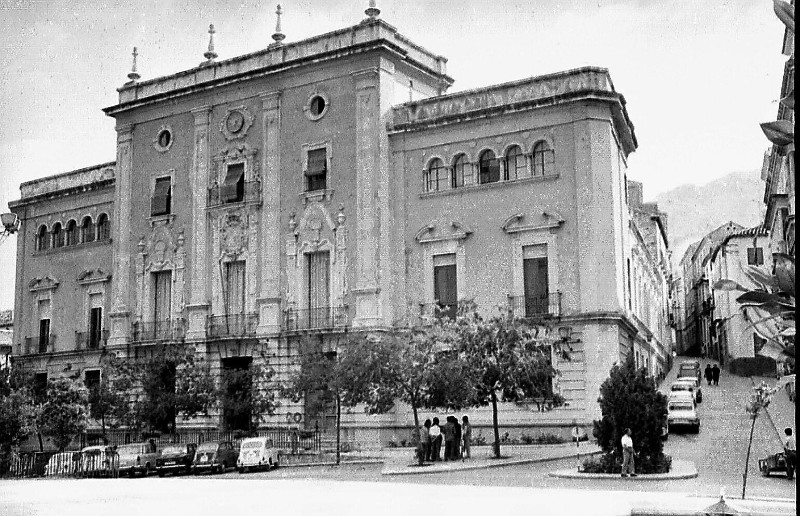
[753, 376, 796, 445]
[381, 442, 601, 475]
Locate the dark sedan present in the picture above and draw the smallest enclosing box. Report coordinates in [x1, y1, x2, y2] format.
[192, 440, 239, 474]
[156, 443, 197, 477]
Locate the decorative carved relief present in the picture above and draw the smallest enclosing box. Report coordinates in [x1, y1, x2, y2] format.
[28, 276, 59, 292]
[219, 211, 248, 259]
[415, 220, 473, 244]
[220, 106, 255, 141]
[77, 269, 111, 285]
[501, 211, 565, 234]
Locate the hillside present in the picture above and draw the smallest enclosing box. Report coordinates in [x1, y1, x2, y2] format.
[654, 170, 766, 261]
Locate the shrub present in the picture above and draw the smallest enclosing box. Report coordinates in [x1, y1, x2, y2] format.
[581, 452, 671, 474]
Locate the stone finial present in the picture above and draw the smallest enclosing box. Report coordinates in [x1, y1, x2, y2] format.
[271, 4, 286, 44]
[365, 0, 380, 19]
[204, 24, 218, 62]
[127, 47, 141, 82]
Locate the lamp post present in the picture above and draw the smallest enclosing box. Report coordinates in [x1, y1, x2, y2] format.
[0, 212, 19, 246]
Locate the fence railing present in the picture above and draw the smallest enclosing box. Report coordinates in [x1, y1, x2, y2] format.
[207, 313, 258, 339]
[207, 180, 262, 207]
[6, 451, 119, 479]
[131, 319, 185, 343]
[283, 306, 350, 332]
[23, 334, 55, 355]
[75, 330, 109, 351]
[507, 292, 562, 318]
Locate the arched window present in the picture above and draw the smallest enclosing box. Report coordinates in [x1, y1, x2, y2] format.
[36, 225, 49, 252]
[81, 216, 95, 244]
[52, 222, 64, 248]
[451, 154, 473, 188]
[424, 158, 448, 193]
[64, 220, 77, 246]
[96, 213, 110, 241]
[478, 150, 500, 184]
[504, 145, 526, 180]
[532, 141, 555, 176]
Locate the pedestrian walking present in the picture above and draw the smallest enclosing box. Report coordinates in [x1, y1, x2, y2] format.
[421, 419, 431, 463]
[711, 364, 720, 386]
[704, 364, 713, 386]
[443, 416, 456, 461]
[784, 427, 796, 480]
[461, 415, 472, 459]
[429, 417, 442, 461]
[620, 428, 637, 477]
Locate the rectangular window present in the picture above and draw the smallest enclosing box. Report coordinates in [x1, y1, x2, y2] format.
[89, 306, 103, 349]
[747, 247, 764, 265]
[222, 163, 245, 203]
[151, 177, 172, 216]
[307, 251, 330, 328]
[34, 372, 48, 403]
[523, 245, 549, 316]
[84, 369, 101, 391]
[306, 148, 327, 192]
[224, 261, 246, 316]
[38, 318, 51, 353]
[153, 270, 172, 338]
[433, 254, 457, 319]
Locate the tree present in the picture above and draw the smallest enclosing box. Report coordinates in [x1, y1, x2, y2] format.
[219, 357, 279, 433]
[36, 377, 89, 451]
[742, 381, 778, 499]
[592, 355, 669, 474]
[450, 301, 566, 458]
[85, 352, 138, 436]
[0, 368, 37, 474]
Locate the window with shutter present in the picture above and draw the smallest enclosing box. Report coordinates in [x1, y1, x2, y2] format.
[222, 163, 245, 203]
[433, 254, 457, 319]
[747, 247, 764, 265]
[523, 244, 549, 316]
[478, 150, 500, 184]
[151, 177, 172, 216]
[224, 261, 246, 316]
[306, 148, 327, 191]
[153, 270, 172, 338]
[307, 251, 330, 328]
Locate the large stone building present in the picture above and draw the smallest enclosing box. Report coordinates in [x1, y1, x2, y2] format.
[8, 8, 672, 442]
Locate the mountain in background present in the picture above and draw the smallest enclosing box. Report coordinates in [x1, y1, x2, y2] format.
[653, 170, 766, 263]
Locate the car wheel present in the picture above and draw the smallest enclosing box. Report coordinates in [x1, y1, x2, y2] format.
[219, 462, 226, 474]
[237, 467, 244, 474]
[158, 470, 165, 478]
[145, 463, 152, 477]
[693, 424, 700, 434]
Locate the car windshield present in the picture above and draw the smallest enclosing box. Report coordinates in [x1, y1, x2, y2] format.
[242, 441, 262, 449]
[197, 443, 218, 452]
[117, 445, 142, 456]
[671, 384, 691, 391]
[161, 445, 187, 455]
[669, 403, 693, 411]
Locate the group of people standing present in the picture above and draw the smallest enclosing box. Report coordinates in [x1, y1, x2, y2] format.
[420, 415, 472, 462]
[703, 364, 721, 386]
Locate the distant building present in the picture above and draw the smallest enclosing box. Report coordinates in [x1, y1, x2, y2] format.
[0, 309, 12, 368]
[7, 8, 672, 441]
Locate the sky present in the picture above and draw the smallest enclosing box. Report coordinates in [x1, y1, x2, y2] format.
[0, 0, 788, 310]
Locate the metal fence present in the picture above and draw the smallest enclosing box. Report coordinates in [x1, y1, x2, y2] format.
[6, 451, 119, 479]
[75, 330, 109, 350]
[284, 306, 350, 332]
[507, 292, 562, 318]
[132, 319, 186, 342]
[207, 313, 258, 339]
[23, 335, 55, 355]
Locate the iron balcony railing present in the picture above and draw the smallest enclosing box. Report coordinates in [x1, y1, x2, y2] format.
[207, 313, 258, 339]
[24, 334, 56, 355]
[507, 292, 562, 319]
[75, 330, 109, 351]
[207, 180, 262, 208]
[284, 306, 350, 332]
[131, 319, 186, 343]
[416, 302, 457, 326]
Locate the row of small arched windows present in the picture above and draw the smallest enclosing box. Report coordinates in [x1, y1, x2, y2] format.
[424, 141, 555, 193]
[35, 214, 110, 252]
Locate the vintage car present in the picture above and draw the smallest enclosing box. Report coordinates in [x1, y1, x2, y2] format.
[759, 452, 791, 477]
[670, 379, 702, 403]
[79, 445, 117, 477]
[237, 437, 279, 473]
[677, 360, 702, 382]
[192, 440, 240, 474]
[156, 443, 197, 476]
[667, 399, 700, 433]
[117, 441, 159, 477]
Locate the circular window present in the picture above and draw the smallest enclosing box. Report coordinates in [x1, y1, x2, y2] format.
[153, 125, 174, 152]
[305, 93, 329, 121]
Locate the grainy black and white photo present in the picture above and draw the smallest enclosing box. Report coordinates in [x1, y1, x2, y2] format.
[0, 1, 795, 515]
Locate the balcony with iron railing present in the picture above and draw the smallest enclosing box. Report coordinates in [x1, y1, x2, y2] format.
[283, 306, 350, 332]
[75, 330, 109, 351]
[207, 180, 262, 208]
[207, 313, 258, 339]
[131, 319, 186, 343]
[507, 292, 562, 319]
[414, 302, 457, 326]
[23, 334, 55, 355]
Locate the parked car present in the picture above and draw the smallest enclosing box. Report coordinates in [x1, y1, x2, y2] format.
[667, 399, 700, 433]
[670, 379, 701, 403]
[80, 445, 117, 477]
[237, 437, 279, 473]
[117, 441, 159, 477]
[192, 440, 239, 474]
[668, 389, 696, 407]
[759, 452, 791, 477]
[677, 360, 702, 382]
[156, 443, 197, 476]
[44, 451, 80, 476]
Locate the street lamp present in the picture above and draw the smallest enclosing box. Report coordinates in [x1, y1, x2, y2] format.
[0, 212, 19, 246]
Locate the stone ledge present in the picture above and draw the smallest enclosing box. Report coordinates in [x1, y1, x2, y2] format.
[548, 459, 698, 480]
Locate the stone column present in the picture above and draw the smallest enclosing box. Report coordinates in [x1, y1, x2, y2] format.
[351, 67, 382, 327]
[185, 106, 212, 340]
[108, 124, 134, 346]
[257, 91, 282, 336]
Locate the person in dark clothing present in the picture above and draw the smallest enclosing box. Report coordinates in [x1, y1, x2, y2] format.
[453, 417, 462, 459]
[422, 419, 432, 462]
[704, 364, 713, 386]
[442, 416, 456, 461]
[711, 364, 720, 386]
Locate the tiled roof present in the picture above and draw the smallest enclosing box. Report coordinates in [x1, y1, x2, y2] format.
[707, 226, 770, 264]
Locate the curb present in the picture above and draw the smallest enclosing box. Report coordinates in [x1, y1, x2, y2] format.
[280, 459, 383, 468]
[381, 449, 602, 476]
[547, 460, 698, 480]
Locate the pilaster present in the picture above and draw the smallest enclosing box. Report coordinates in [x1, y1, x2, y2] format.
[186, 106, 212, 339]
[109, 124, 133, 346]
[257, 91, 282, 336]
